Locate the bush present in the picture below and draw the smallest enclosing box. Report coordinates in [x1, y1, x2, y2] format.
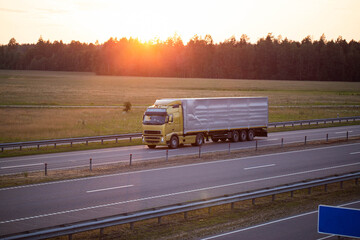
[124, 101, 132, 112]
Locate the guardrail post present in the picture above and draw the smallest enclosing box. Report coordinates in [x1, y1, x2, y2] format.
[346, 131, 349, 141]
[308, 187, 312, 194]
[340, 181, 343, 189]
[116, 138, 118, 144]
[90, 158, 92, 171]
[130, 154, 132, 166]
[252, 198, 256, 205]
[281, 138, 284, 147]
[305, 136, 307, 145]
[228, 143, 231, 155]
[290, 191, 294, 198]
[37, 144, 40, 150]
[184, 212, 188, 220]
[272, 194, 276, 201]
[101, 139, 104, 145]
[199, 146, 201, 158]
[100, 228, 104, 238]
[231, 202, 235, 210]
[255, 140, 258, 151]
[166, 150, 169, 161]
[208, 207, 212, 215]
[324, 184, 328, 192]
[326, 134, 329, 142]
[86, 140, 88, 146]
[158, 217, 162, 224]
[70, 142, 72, 147]
[44, 163, 48, 176]
[130, 137, 132, 142]
[130, 222, 134, 230]
[1, 147, 3, 152]
[20, 145, 22, 151]
[68, 234, 72, 240]
[54, 143, 56, 148]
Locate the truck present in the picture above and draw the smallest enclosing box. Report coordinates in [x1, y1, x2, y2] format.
[142, 97, 268, 149]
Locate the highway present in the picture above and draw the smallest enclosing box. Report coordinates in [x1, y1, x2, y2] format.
[1, 125, 360, 175]
[1, 137, 359, 236]
[202, 201, 360, 240]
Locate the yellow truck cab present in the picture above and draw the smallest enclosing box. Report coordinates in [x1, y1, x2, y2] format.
[142, 97, 268, 149]
[142, 99, 196, 149]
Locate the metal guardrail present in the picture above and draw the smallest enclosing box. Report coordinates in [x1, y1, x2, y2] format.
[0, 116, 359, 151]
[268, 116, 360, 128]
[3, 172, 359, 240]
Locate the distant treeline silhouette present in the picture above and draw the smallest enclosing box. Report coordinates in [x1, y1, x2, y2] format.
[1, 33, 360, 81]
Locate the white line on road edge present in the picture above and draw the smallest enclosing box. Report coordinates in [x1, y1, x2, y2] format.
[350, 151, 360, 155]
[244, 164, 275, 170]
[1, 162, 360, 224]
[2, 142, 360, 191]
[335, 131, 353, 134]
[1, 163, 43, 169]
[201, 200, 360, 240]
[86, 185, 133, 193]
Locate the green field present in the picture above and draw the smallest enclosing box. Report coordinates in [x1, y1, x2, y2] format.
[0, 70, 359, 142]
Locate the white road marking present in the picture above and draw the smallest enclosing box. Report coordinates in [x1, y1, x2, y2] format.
[335, 131, 353, 134]
[1, 162, 360, 224]
[87, 185, 133, 193]
[202, 200, 360, 240]
[266, 138, 279, 141]
[244, 164, 275, 170]
[1, 163, 43, 169]
[1, 142, 360, 191]
[350, 151, 360, 155]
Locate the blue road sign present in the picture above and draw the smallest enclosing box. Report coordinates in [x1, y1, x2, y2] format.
[318, 205, 360, 238]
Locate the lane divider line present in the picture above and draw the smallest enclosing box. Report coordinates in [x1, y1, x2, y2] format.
[1, 163, 43, 169]
[244, 164, 275, 170]
[87, 185, 133, 193]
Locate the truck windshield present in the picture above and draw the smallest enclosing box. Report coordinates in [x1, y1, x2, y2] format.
[143, 114, 167, 125]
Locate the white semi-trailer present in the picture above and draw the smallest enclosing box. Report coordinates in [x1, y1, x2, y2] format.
[142, 97, 268, 148]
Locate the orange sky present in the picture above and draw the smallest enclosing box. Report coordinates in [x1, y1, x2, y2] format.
[0, 0, 360, 45]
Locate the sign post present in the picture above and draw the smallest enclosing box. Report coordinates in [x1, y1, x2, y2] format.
[318, 205, 360, 238]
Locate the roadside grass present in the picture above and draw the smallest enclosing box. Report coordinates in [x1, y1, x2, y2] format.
[1, 136, 359, 189]
[52, 177, 360, 240]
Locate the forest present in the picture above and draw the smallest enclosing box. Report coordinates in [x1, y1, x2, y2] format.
[1, 33, 360, 81]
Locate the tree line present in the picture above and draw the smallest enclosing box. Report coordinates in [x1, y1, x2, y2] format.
[1, 33, 360, 81]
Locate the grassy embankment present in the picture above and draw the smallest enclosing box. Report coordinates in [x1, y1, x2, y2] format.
[0, 70, 359, 151]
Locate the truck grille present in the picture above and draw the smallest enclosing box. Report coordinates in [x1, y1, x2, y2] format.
[144, 136, 161, 143]
[144, 130, 161, 135]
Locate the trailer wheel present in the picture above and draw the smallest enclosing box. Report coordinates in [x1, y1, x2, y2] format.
[220, 138, 227, 142]
[231, 131, 240, 142]
[247, 129, 255, 141]
[240, 130, 247, 142]
[192, 133, 204, 146]
[169, 135, 179, 149]
[147, 145, 156, 149]
[211, 136, 219, 143]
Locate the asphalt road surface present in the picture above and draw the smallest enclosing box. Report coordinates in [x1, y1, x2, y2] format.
[1, 137, 359, 236]
[1, 125, 360, 175]
[202, 201, 360, 240]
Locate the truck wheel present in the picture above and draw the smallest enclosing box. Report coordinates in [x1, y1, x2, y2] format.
[240, 130, 247, 142]
[169, 135, 179, 149]
[220, 138, 227, 142]
[147, 145, 156, 149]
[247, 129, 255, 141]
[192, 133, 204, 146]
[211, 136, 219, 143]
[231, 131, 240, 142]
